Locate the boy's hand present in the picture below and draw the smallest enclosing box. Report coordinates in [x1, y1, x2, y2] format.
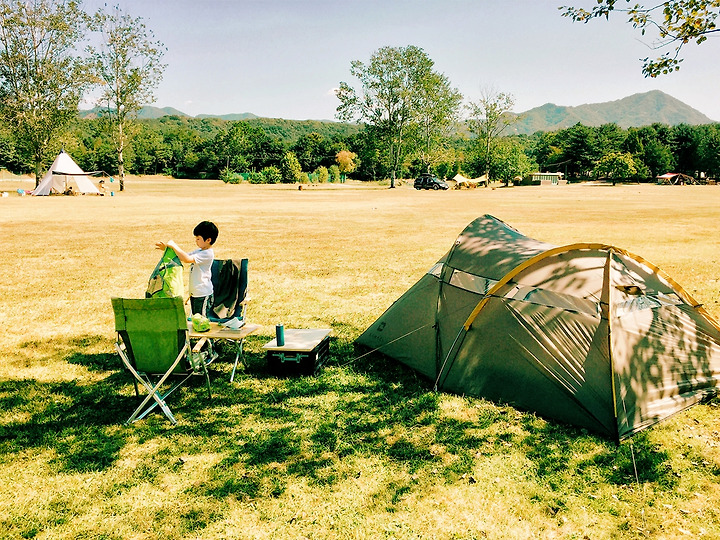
[155, 240, 177, 250]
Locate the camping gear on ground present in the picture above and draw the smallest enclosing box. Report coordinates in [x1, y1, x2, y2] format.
[146, 247, 184, 299]
[265, 328, 332, 376]
[210, 258, 249, 322]
[276, 324, 285, 346]
[31, 150, 101, 196]
[356, 215, 720, 442]
[112, 296, 213, 425]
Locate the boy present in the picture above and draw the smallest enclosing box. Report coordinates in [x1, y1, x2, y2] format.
[156, 221, 219, 318]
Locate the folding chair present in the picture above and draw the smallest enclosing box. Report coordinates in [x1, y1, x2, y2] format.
[112, 296, 212, 425]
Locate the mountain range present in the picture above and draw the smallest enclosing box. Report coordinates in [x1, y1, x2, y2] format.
[81, 90, 715, 133]
[509, 90, 714, 135]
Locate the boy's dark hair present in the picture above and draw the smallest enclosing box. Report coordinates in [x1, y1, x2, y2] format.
[194, 221, 219, 244]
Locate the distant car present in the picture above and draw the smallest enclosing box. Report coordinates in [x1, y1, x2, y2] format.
[414, 174, 449, 190]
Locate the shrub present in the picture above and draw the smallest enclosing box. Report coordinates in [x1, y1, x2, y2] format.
[329, 165, 340, 183]
[299, 172, 310, 184]
[220, 167, 242, 184]
[280, 152, 302, 183]
[315, 166, 329, 184]
[247, 171, 265, 184]
[261, 166, 282, 184]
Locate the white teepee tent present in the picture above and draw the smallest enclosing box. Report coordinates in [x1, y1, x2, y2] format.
[32, 151, 99, 196]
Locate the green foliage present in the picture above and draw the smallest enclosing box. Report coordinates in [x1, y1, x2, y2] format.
[247, 171, 265, 184]
[314, 166, 329, 183]
[213, 121, 284, 178]
[219, 167, 242, 184]
[245, 117, 361, 145]
[0, 0, 90, 182]
[291, 132, 334, 172]
[87, 4, 166, 189]
[466, 89, 517, 180]
[328, 164, 340, 183]
[594, 152, 638, 181]
[337, 45, 459, 187]
[561, 1, 720, 77]
[260, 165, 282, 184]
[280, 151, 302, 183]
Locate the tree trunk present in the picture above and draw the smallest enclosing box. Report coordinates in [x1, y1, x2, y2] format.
[118, 121, 125, 191]
[34, 155, 41, 188]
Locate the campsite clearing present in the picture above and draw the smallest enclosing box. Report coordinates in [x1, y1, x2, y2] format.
[2, 178, 720, 539]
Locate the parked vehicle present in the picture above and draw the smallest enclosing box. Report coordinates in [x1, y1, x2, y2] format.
[414, 174, 449, 190]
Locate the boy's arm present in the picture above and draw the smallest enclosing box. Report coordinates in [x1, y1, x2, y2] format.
[155, 240, 196, 264]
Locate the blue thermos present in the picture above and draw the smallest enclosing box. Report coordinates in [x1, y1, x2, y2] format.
[276, 324, 285, 346]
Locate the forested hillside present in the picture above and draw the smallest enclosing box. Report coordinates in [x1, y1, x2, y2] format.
[511, 90, 713, 134]
[4, 93, 720, 186]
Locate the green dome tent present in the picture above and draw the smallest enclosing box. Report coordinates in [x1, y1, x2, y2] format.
[356, 215, 720, 442]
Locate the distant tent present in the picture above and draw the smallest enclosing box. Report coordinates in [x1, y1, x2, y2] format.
[356, 215, 720, 442]
[452, 173, 486, 188]
[657, 172, 696, 185]
[32, 150, 100, 196]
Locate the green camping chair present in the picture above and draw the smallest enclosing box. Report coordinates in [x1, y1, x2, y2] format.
[112, 296, 212, 425]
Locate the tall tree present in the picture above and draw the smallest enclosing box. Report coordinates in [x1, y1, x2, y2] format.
[291, 132, 333, 171]
[335, 150, 358, 178]
[87, 4, 166, 190]
[561, 1, 720, 76]
[0, 0, 89, 185]
[336, 45, 437, 188]
[414, 71, 463, 174]
[466, 88, 517, 182]
[558, 123, 597, 178]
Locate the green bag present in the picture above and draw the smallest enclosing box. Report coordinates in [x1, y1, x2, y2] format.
[191, 313, 210, 332]
[146, 247, 184, 298]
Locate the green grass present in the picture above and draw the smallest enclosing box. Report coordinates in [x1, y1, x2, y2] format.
[1, 178, 720, 538]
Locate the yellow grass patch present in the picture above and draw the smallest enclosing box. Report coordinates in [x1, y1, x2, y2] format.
[2, 177, 720, 538]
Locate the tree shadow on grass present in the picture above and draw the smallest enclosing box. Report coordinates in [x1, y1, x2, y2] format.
[0, 376, 129, 473]
[0, 328, 692, 530]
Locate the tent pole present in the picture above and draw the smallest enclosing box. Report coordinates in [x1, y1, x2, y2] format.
[603, 250, 622, 444]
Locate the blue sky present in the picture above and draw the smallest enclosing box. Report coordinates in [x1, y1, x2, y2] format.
[84, 0, 720, 121]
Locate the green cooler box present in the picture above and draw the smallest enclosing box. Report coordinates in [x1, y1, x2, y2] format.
[264, 328, 332, 376]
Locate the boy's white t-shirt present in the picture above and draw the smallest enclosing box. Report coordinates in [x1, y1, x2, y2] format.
[189, 248, 214, 297]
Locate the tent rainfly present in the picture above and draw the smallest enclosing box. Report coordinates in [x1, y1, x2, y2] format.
[32, 150, 100, 196]
[356, 215, 720, 442]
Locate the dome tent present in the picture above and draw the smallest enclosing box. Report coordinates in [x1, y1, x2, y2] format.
[32, 150, 100, 196]
[356, 215, 720, 442]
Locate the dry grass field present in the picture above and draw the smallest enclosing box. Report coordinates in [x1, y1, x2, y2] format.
[2, 177, 720, 539]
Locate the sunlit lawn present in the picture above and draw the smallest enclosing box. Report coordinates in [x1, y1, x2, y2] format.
[1, 176, 720, 539]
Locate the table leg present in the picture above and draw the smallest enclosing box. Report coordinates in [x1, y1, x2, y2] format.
[230, 339, 244, 382]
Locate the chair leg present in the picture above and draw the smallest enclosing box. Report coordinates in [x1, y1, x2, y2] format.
[125, 375, 190, 424]
[119, 344, 187, 425]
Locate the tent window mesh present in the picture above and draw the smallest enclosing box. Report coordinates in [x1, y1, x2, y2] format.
[448, 269, 497, 294]
[615, 292, 684, 317]
[504, 285, 600, 317]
